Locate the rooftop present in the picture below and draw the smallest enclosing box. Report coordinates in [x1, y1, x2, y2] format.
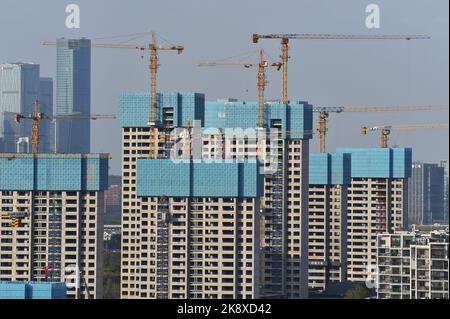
[0, 153, 110, 191]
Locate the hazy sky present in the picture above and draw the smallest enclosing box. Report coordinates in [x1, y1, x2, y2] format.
[0, 0, 448, 174]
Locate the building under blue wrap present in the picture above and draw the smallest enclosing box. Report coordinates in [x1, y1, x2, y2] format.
[119, 92, 205, 128]
[205, 100, 313, 139]
[335, 148, 412, 179]
[309, 153, 352, 185]
[0, 281, 67, 299]
[0, 153, 109, 191]
[119, 94, 314, 140]
[136, 159, 263, 198]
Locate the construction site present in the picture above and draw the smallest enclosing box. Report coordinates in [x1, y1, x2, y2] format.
[0, 1, 448, 302]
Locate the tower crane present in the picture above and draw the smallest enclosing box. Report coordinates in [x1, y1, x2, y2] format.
[252, 33, 430, 105]
[199, 49, 282, 128]
[313, 104, 448, 153]
[12, 97, 117, 154]
[44, 32, 184, 159]
[361, 123, 449, 148]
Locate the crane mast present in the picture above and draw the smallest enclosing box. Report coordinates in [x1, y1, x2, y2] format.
[257, 49, 266, 128]
[280, 38, 289, 105]
[31, 98, 43, 155]
[317, 112, 329, 153]
[150, 32, 158, 127]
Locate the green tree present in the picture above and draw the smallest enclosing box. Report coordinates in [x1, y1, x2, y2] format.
[345, 283, 369, 299]
[103, 251, 121, 299]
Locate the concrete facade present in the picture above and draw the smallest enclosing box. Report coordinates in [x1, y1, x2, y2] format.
[308, 153, 351, 292]
[119, 95, 313, 299]
[377, 225, 449, 299]
[0, 153, 109, 299]
[336, 148, 412, 283]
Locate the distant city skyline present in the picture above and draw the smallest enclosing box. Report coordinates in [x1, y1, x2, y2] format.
[0, 62, 53, 153]
[0, 0, 448, 174]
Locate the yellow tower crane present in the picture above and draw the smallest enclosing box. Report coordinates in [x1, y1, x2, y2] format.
[361, 123, 449, 148]
[12, 97, 117, 154]
[313, 104, 449, 153]
[252, 33, 430, 105]
[199, 49, 282, 128]
[44, 32, 184, 159]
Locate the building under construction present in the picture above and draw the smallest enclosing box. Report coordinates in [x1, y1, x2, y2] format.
[0, 153, 109, 299]
[308, 152, 351, 292]
[307, 148, 412, 291]
[120, 93, 313, 299]
[335, 148, 412, 283]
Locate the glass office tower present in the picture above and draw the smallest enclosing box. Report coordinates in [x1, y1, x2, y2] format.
[56, 38, 91, 154]
[0, 63, 41, 152]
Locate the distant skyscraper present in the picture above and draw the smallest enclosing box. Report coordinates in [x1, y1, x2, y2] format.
[439, 160, 449, 225]
[408, 162, 445, 225]
[39, 77, 53, 153]
[0, 63, 40, 152]
[56, 38, 91, 154]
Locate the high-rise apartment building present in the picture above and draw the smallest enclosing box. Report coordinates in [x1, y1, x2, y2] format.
[308, 152, 351, 292]
[137, 160, 263, 299]
[55, 38, 91, 154]
[205, 99, 313, 299]
[0, 153, 109, 299]
[335, 148, 412, 283]
[377, 225, 449, 299]
[120, 92, 206, 299]
[0, 63, 52, 153]
[408, 162, 445, 225]
[119, 94, 313, 299]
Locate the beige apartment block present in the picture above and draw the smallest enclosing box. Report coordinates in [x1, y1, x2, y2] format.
[307, 153, 350, 292]
[0, 153, 109, 299]
[119, 95, 313, 299]
[346, 178, 408, 282]
[332, 148, 411, 284]
[308, 184, 348, 291]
